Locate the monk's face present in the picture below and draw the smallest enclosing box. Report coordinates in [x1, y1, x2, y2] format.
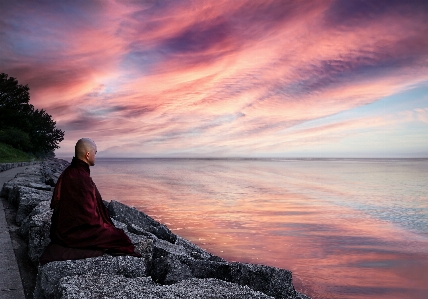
[88, 146, 97, 166]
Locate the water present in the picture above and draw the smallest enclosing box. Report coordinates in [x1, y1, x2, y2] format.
[88, 158, 428, 299]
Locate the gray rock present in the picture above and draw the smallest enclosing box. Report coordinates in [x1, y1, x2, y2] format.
[9, 186, 52, 225]
[126, 229, 152, 245]
[107, 200, 177, 244]
[34, 255, 148, 299]
[56, 275, 274, 299]
[128, 222, 159, 240]
[19, 200, 51, 240]
[40, 159, 69, 187]
[296, 293, 312, 299]
[111, 218, 128, 230]
[56, 275, 155, 299]
[153, 236, 190, 258]
[134, 238, 154, 266]
[175, 235, 225, 262]
[28, 209, 53, 265]
[151, 255, 297, 299]
[129, 222, 223, 263]
[0, 161, 38, 173]
[1, 165, 45, 199]
[111, 218, 153, 246]
[28, 182, 53, 191]
[1, 180, 14, 198]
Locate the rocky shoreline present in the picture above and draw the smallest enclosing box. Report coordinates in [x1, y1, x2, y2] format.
[1, 158, 311, 299]
[0, 161, 39, 172]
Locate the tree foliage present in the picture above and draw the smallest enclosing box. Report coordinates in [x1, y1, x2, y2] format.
[0, 73, 64, 156]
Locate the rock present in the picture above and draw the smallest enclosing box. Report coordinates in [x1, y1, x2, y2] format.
[128, 222, 224, 263]
[111, 218, 153, 246]
[1, 164, 45, 199]
[19, 201, 51, 240]
[40, 158, 69, 186]
[28, 182, 53, 191]
[296, 293, 312, 299]
[127, 222, 159, 240]
[0, 161, 38, 173]
[28, 208, 53, 265]
[151, 255, 297, 299]
[153, 236, 190, 258]
[107, 200, 177, 244]
[56, 275, 156, 299]
[110, 218, 128, 230]
[9, 186, 52, 225]
[34, 255, 148, 299]
[229, 262, 297, 299]
[175, 235, 225, 262]
[2, 176, 40, 199]
[56, 275, 274, 299]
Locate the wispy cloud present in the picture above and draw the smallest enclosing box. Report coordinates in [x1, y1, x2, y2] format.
[1, 0, 427, 157]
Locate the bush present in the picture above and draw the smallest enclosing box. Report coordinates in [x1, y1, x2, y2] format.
[0, 127, 33, 152]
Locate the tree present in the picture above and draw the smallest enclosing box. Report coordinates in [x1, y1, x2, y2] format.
[29, 108, 65, 154]
[0, 73, 34, 131]
[0, 73, 64, 156]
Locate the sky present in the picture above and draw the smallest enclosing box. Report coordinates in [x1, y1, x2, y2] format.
[1, 0, 428, 158]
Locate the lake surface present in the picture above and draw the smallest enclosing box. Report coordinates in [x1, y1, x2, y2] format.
[88, 158, 428, 299]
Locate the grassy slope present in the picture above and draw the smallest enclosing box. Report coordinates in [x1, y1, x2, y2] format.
[0, 142, 34, 163]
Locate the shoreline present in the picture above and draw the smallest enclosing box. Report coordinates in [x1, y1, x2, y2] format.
[0, 161, 39, 173]
[1, 158, 311, 299]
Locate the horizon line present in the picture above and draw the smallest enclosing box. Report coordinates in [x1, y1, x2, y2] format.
[55, 156, 428, 160]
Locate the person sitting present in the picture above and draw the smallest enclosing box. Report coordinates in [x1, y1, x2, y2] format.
[39, 138, 140, 265]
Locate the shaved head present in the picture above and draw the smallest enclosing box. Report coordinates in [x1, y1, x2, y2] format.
[75, 138, 97, 166]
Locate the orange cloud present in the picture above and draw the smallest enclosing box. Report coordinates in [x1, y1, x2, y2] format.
[1, 0, 427, 157]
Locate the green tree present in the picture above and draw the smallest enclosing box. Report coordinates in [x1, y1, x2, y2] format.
[0, 73, 34, 131]
[29, 108, 65, 154]
[0, 73, 64, 156]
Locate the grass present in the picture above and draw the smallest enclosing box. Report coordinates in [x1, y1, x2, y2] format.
[0, 142, 35, 163]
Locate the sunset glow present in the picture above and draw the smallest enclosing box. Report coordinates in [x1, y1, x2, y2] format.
[1, 0, 427, 157]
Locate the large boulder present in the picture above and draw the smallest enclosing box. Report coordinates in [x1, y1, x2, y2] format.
[40, 159, 69, 187]
[28, 208, 53, 265]
[56, 275, 274, 299]
[151, 254, 297, 299]
[107, 200, 177, 244]
[19, 200, 51, 240]
[175, 235, 223, 261]
[8, 186, 52, 224]
[1, 164, 48, 198]
[34, 255, 148, 299]
[124, 218, 224, 263]
[0, 161, 38, 173]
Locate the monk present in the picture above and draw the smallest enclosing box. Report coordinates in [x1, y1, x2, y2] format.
[39, 138, 140, 265]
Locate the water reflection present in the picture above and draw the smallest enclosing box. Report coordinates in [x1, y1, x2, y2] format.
[92, 158, 428, 299]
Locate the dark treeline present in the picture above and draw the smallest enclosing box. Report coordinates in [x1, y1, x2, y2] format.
[0, 73, 64, 157]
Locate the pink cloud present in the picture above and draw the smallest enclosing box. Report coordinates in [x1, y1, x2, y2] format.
[1, 0, 427, 157]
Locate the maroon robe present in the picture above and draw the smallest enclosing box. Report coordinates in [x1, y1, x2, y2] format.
[40, 157, 139, 265]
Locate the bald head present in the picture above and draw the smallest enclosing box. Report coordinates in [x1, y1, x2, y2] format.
[75, 138, 97, 166]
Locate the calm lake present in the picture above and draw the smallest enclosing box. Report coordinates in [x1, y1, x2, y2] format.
[87, 158, 428, 299]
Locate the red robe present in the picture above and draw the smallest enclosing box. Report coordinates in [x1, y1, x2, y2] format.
[40, 157, 138, 265]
